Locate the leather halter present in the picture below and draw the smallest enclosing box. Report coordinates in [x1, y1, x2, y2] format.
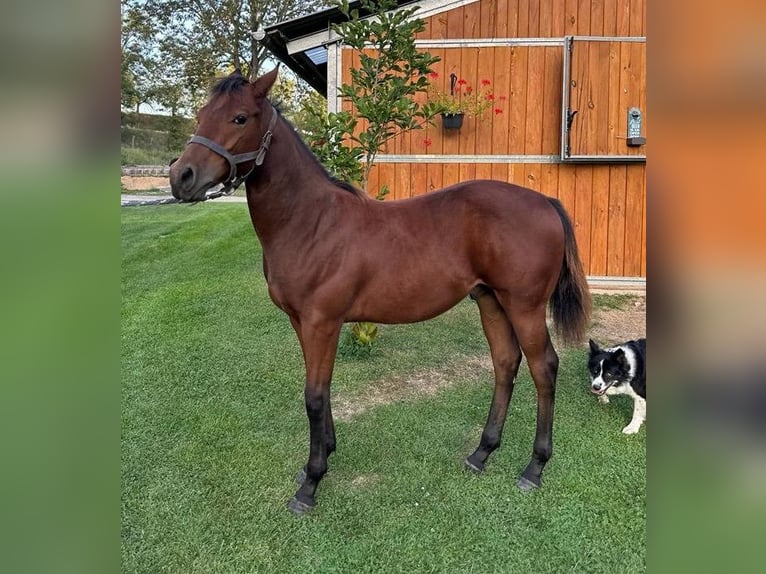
[185, 105, 277, 193]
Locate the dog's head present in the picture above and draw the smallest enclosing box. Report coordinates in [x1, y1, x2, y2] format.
[588, 339, 631, 395]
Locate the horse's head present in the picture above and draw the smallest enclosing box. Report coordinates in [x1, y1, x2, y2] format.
[170, 67, 279, 202]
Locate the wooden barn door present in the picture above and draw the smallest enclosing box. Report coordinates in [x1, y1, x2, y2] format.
[562, 36, 646, 161]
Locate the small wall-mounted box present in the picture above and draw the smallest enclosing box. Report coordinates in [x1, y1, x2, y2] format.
[627, 107, 645, 147]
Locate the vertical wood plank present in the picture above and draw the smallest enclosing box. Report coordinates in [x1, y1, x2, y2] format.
[492, 47, 512, 154]
[435, 13, 448, 39]
[396, 163, 411, 199]
[528, 0, 541, 37]
[541, 163, 560, 199]
[577, 0, 592, 34]
[574, 165, 593, 273]
[603, 0, 617, 35]
[411, 162, 427, 197]
[427, 163, 443, 193]
[378, 164, 395, 200]
[481, 0, 496, 37]
[495, 0, 509, 37]
[460, 47, 480, 156]
[475, 163, 493, 180]
[525, 164, 542, 192]
[541, 46, 563, 155]
[640, 167, 646, 276]
[557, 165, 577, 227]
[447, 6, 465, 39]
[463, 2, 481, 38]
[507, 0, 520, 37]
[623, 163, 644, 275]
[551, 0, 567, 37]
[508, 163, 524, 186]
[565, 0, 578, 35]
[539, 0, 553, 37]
[476, 47, 496, 154]
[518, 0, 530, 37]
[629, 0, 643, 36]
[524, 46, 545, 154]
[590, 0, 604, 36]
[607, 164, 627, 275]
[459, 162, 477, 183]
[492, 163, 509, 183]
[607, 41, 621, 155]
[589, 165, 610, 275]
[616, 0, 630, 35]
[443, 163, 460, 187]
[509, 46, 528, 153]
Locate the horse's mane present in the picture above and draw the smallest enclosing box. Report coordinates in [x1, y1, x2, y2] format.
[207, 75, 365, 198]
[210, 74, 250, 95]
[270, 103, 365, 198]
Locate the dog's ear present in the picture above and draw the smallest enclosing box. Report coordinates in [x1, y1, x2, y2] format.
[588, 339, 599, 355]
[612, 348, 627, 365]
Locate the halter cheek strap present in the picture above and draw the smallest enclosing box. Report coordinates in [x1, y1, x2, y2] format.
[186, 105, 277, 194]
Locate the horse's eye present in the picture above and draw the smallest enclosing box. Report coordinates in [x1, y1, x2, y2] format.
[233, 115, 248, 125]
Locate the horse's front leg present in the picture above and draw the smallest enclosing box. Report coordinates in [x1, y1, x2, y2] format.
[287, 318, 342, 515]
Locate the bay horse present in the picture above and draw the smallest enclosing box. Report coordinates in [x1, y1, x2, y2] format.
[170, 68, 591, 515]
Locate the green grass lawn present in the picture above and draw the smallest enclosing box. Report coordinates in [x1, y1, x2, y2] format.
[122, 204, 645, 573]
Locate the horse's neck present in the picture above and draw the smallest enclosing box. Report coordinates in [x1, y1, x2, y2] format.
[245, 120, 336, 245]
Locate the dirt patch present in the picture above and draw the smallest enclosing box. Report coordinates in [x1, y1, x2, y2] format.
[121, 176, 169, 191]
[588, 296, 646, 346]
[349, 474, 381, 488]
[333, 355, 493, 422]
[334, 296, 645, 421]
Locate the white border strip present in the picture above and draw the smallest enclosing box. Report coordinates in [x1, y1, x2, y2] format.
[587, 275, 646, 289]
[374, 154, 560, 163]
[415, 38, 563, 48]
[573, 36, 646, 42]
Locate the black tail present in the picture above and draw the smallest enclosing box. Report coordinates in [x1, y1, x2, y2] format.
[547, 198, 591, 346]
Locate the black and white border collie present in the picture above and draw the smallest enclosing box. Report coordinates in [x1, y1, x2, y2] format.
[588, 338, 646, 434]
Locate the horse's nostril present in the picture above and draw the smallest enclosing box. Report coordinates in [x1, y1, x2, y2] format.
[181, 166, 194, 182]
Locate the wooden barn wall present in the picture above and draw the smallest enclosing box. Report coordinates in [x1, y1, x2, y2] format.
[366, 162, 645, 277]
[337, 0, 646, 277]
[416, 0, 646, 39]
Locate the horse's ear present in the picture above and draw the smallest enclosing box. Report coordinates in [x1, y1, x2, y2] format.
[252, 65, 280, 98]
[230, 68, 244, 78]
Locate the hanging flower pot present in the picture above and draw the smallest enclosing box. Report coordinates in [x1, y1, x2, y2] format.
[441, 112, 465, 130]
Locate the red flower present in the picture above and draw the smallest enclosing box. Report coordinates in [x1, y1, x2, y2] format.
[481, 79, 491, 86]
[494, 108, 503, 115]
[499, 95, 507, 101]
[423, 138, 432, 147]
[457, 78, 467, 85]
[429, 72, 439, 79]
[486, 93, 495, 100]
[466, 86, 473, 94]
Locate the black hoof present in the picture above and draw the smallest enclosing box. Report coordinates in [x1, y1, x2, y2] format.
[464, 458, 484, 474]
[517, 476, 539, 492]
[287, 496, 315, 516]
[295, 467, 307, 484]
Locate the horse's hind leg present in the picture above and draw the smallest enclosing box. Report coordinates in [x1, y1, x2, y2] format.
[465, 287, 522, 473]
[500, 300, 559, 491]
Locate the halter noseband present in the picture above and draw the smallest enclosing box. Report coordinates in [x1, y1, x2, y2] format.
[185, 105, 277, 194]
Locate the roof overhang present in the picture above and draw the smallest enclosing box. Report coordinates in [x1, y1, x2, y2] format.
[261, 0, 478, 95]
